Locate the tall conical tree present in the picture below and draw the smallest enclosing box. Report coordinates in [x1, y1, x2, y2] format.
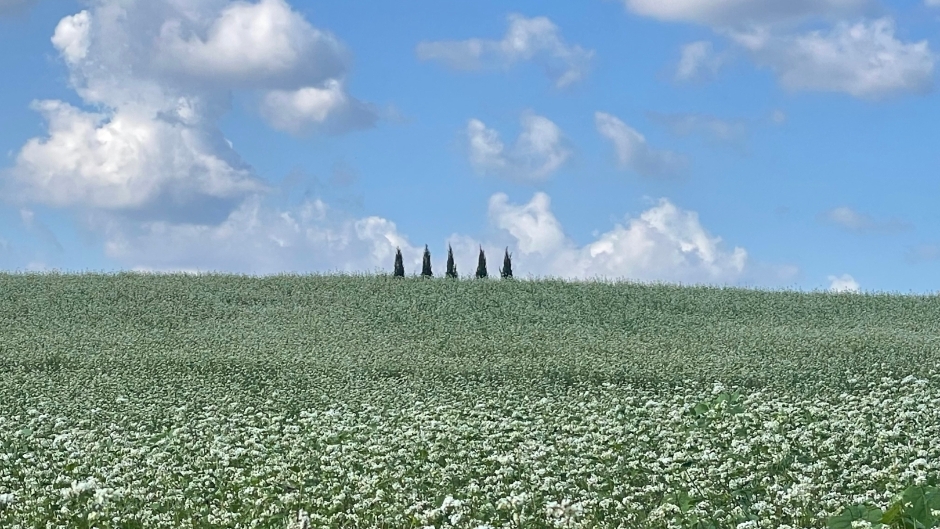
[445, 244, 458, 279]
[500, 247, 513, 279]
[421, 244, 433, 277]
[475, 245, 488, 279]
[393, 247, 405, 278]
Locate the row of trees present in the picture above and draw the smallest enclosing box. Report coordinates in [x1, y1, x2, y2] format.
[393, 244, 513, 279]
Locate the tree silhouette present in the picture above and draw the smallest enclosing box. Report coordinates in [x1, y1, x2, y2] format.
[445, 244, 458, 279]
[421, 244, 433, 278]
[393, 247, 405, 277]
[500, 247, 513, 279]
[475, 246, 487, 279]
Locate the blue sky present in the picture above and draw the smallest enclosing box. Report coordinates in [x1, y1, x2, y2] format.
[1, 0, 939, 295]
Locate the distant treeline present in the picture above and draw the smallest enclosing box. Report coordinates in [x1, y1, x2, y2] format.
[393, 245, 512, 279]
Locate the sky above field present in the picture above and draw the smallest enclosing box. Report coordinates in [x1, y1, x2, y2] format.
[1, 0, 939, 294]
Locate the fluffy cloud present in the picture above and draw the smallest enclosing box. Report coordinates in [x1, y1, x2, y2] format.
[828, 273, 860, 293]
[819, 206, 912, 233]
[50, 11, 91, 64]
[416, 14, 594, 88]
[259, 80, 377, 135]
[95, 190, 794, 289]
[154, 0, 348, 90]
[466, 113, 571, 182]
[675, 41, 727, 82]
[620, 0, 870, 28]
[621, 1, 931, 100]
[730, 18, 934, 99]
[1, 0, 374, 221]
[8, 99, 269, 211]
[646, 111, 747, 147]
[595, 112, 686, 177]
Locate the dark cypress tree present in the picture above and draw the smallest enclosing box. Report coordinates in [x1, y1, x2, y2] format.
[445, 244, 458, 279]
[475, 245, 488, 279]
[393, 247, 405, 278]
[421, 244, 433, 277]
[500, 247, 513, 279]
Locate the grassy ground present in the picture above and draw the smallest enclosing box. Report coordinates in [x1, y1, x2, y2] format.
[0, 271, 938, 528]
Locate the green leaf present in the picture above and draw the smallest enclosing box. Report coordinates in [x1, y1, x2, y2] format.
[677, 489, 691, 514]
[880, 501, 903, 525]
[827, 504, 884, 529]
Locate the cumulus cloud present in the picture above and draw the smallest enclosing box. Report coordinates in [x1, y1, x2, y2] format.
[8, 99, 268, 211]
[646, 111, 747, 148]
[595, 112, 686, 178]
[1, 0, 374, 222]
[471, 192, 793, 286]
[620, 0, 871, 28]
[416, 14, 594, 88]
[730, 18, 934, 99]
[50, 11, 91, 64]
[675, 41, 727, 82]
[828, 273, 860, 293]
[466, 113, 571, 182]
[153, 0, 348, 90]
[259, 80, 377, 135]
[819, 206, 912, 233]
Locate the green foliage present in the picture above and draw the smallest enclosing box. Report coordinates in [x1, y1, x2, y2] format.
[500, 247, 513, 279]
[445, 244, 458, 279]
[0, 271, 939, 527]
[393, 247, 405, 278]
[421, 244, 433, 278]
[828, 482, 940, 529]
[475, 246, 487, 279]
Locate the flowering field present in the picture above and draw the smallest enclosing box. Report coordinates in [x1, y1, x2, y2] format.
[1, 271, 939, 528]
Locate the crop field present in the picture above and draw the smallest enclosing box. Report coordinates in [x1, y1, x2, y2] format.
[1, 271, 939, 528]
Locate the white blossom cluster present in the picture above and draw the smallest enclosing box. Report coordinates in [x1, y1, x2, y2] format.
[0, 371, 937, 528]
[1, 274, 939, 527]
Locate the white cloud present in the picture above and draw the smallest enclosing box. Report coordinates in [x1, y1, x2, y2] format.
[416, 14, 594, 88]
[729, 18, 934, 99]
[51, 11, 91, 64]
[820, 206, 911, 233]
[621, 0, 870, 28]
[675, 41, 727, 81]
[95, 190, 795, 289]
[828, 273, 860, 293]
[770, 110, 787, 124]
[466, 113, 571, 182]
[646, 111, 747, 147]
[478, 192, 766, 285]
[259, 80, 377, 135]
[1, 0, 373, 221]
[595, 112, 686, 177]
[154, 0, 347, 90]
[927, 0, 940, 7]
[7, 99, 269, 211]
